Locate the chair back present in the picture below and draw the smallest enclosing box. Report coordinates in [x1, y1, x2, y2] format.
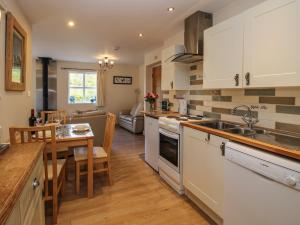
[9, 126, 58, 201]
[103, 113, 116, 159]
[41, 110, 67, 125]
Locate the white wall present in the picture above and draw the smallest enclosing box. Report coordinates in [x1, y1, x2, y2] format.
[56, 60, 140, 115]
[139, 47, 162, 104]
[0, 0, 33, 142]
[144, 47, 162, 66]
[139, 65, 146, 102]
[163, 30, 184, 47]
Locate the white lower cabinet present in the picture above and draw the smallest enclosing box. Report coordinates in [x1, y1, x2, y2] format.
[183, 127, 228, 218]
[145, 116, 159, 171]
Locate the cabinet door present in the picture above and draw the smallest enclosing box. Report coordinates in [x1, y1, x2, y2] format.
[203, 15, 244, 89]
[144, 116, 159, 171]
[5, 203, 21, 225]
[183, 127, 226, 217]
[161, 46, 175, 90]
[31, 192, 45, 225]
[161, 45, 189, 90]
[243, 0, 300, 87]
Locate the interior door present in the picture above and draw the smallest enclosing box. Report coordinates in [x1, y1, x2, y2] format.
[203, 14, 244, 89]
[152, 66, 162, 110]
[243, 0, 300, 87]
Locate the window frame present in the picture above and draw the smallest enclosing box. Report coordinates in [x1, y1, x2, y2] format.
[68, 71, 98, 105]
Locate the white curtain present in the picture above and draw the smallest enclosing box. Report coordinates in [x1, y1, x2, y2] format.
[97, 70, 105, 107]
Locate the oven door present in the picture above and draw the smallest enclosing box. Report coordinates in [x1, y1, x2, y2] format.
[159, 128, 180, 172]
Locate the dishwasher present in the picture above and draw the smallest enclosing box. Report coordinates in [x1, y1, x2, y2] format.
[224, 142, 300, 225]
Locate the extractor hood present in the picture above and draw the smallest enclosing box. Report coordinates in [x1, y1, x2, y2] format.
[171, 11, 212, 64]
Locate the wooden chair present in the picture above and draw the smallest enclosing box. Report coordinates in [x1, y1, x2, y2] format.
[41, 110, 67, 125]
[41, 110, 70, 180]
[9, 126, 66, 224]
[74, 113, 116, 194]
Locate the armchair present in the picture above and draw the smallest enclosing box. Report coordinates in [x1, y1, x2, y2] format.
[119, 103, 144, 134]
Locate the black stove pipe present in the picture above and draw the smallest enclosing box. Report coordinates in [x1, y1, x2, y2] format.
[39, 57, 52, 111]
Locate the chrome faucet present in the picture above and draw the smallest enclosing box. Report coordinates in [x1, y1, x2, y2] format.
[232, 105, 259, 129]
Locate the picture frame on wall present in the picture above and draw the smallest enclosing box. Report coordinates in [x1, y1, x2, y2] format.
[113, 76, 132, 85]
[5, 12, 27, 91]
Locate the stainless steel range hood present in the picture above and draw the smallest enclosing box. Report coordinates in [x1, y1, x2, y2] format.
[171, 11, 212, 64]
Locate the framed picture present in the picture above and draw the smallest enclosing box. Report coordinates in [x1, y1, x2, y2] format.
[113, 76, 132, 85]
[5, 12, 27, 91]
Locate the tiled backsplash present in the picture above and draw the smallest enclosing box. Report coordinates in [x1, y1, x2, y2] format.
[162, 62, 300, 133]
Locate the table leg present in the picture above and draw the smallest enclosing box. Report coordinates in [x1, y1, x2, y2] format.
[87, 138, 94, 198]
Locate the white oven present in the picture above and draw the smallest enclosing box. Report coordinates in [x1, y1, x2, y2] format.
[158, 126, 184, 194]
[159, 128, 180, 172]
[158, 115, 203, 194]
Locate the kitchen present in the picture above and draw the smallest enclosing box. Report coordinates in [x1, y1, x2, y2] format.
[0, 0, 300, 224]
[144, 0, 300, 224]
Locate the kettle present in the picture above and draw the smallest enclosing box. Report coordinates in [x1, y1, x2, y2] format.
[178, 99, 187, 115]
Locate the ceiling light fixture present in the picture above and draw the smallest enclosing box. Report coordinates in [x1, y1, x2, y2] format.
[67, 21, 75, 27]
[98, 57, 114, 72]
[139, 33, 143, 38]
[167, 7, 175, 12]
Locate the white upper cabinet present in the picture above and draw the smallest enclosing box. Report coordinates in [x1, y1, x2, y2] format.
[203, 14, 244, 89]
[243, 0, 300, 87]
[161, 45, 189, 90]
[203, 0, 300, 89]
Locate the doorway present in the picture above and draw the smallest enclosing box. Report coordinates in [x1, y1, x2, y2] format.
[152, 66, 162, 110]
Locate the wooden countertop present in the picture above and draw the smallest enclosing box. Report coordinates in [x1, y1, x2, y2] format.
[182, 122, 300, 161]
[142, 111, 179, 119]
[0, 142, 45, 224]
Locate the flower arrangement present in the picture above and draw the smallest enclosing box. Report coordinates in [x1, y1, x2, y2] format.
[144, 92, 159, 111]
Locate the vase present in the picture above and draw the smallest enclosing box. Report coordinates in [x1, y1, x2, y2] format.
[149, 102, 155, 112]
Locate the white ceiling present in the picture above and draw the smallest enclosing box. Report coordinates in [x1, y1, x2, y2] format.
[16, 0, 234, 65]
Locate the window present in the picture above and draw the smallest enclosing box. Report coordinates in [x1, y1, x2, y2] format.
[68, 71, 97, 104]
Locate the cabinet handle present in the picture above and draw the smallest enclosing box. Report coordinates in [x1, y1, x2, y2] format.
[170, 81, 174, 89]
[245, 72, 250, 86]
[220, 142, 226, 156]
[32, 178, 40, 189]
[205, 133, 210, 142]
[234, 74, 239, 86]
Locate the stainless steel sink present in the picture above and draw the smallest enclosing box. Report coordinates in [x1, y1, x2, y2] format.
[194, 121, 238, 130]
[193, 120, 300, 150]
[195, 120, 270, 137]
[224, 127, 270, 136]
[224, 127, 256, 136]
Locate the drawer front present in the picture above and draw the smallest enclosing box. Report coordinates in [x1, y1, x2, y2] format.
[19, 154, 44, 222]
[184, 127, 228, 147]
[184, 127, 208, 142]
[210, 135, 228, 148]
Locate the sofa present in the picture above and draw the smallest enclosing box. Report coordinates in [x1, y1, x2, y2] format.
[119, 103, 144, 134]
[68, 110, 107, 146]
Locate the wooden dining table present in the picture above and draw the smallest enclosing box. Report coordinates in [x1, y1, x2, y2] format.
[45, 123, 95, 198]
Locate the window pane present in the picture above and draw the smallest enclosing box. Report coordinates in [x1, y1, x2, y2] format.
[85, 73, 97, 87]
[85, 88, 97, 103]
[69, 73, 84, 87]
[69, 88, 84, 103]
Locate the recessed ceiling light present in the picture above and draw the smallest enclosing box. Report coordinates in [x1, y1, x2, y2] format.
[167, 7, 175, 12]
[139, 33, 143, 38]
[67, 21, 75, 27]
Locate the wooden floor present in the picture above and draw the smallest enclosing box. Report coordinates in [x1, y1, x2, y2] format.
[48, 127, 214, 225]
